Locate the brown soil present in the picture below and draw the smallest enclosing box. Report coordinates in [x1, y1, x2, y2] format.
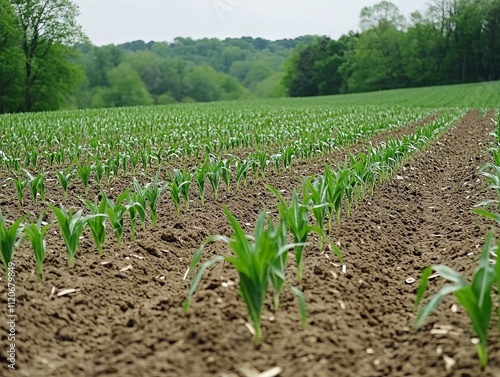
[1, 111, 499, 377]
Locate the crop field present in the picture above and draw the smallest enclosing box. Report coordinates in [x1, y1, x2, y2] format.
[0, 82, 500, 377]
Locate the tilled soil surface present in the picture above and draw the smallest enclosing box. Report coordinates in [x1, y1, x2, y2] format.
[1, 111, 499, 377]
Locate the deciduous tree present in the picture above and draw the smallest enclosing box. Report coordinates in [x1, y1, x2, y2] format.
[10, 0, 87, 111]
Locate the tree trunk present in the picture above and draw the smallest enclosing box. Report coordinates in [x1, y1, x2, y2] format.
[462, 51, 467, 84]
[24, 61, 33, 111]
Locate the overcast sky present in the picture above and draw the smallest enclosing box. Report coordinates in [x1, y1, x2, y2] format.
[73, 0, 430, 46]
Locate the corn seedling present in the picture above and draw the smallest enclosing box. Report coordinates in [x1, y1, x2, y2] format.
[343, 169, 359, 217]
[235, 159, 249, 189]
[25, 170, 46, 203]
[249, 158, 259, 183]
[194, 164, 208, 206]
[130, 153, 139, 174]
[221, 159, 231, 192]
[415, 231, 498, 369]
[323, 166, 346, 231]
[111, 156, 120, 178]
[92, 162, 104, 186]
[271, 153, 281, 174]
[51, 205, 100, 267]
[56, 170, 73, 201]
[257, 151, 268, 177]
[183, 207, 307, 341]
[104, 191, 128, 245]
[144, 172, 168, 226]
[0, 215, 25, 281]
[77, 164, 92, 195]
[207, 160, 222, 200]
[170, 179, 184, 216]
[268, 186, 333, 282]
[132, 178, 148, 229]
[173, 168, 191, 211]
[121, 154, 129, 175]
[45, 151, 55, 166]
[13, 176, 29, 206]
[139, 150, 148, 170]
[23, 214, 49, 281]
[83, 196, 108, 254]
[125, 196, 144, 241]
[303, 176, 329, 250]
[282, 146, 294, 170]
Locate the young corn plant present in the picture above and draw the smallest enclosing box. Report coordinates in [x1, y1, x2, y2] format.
[23, 215, 49, 281]
[173, 168, 191, 211]
[132, 178, 148, 230]
[324, 165, 346, 231]
[56, 170, 73, 201]
[249, 158, 259, 183]
[83, 196, 108, 254]
[13, 176, 29, 206]
[256, 151, 269, 177]
[271, 153, 281, 174]
[105, 191, 128, 245]
[111, 156, 120, 179]
[170, 179, 186, 216]
[207, 160, 222, 200]
[0, 215, 25, 281]
[268, 218, 290, 311]
[183, 208, 307, 342]
[344, 169, 360, 217]
[194, 164, 208, 206]
[25, 171, 46, 203]
[77, 164, 92, 195]
[268, 186, 338, 282]
[415, 232, 498, 369]
[282, 146, 294, 170]
[125, 195, 144, 241]
[144, 173, 168, 226]
[235, 159, 249, 189]
[130, 153, 139, 174]
[121, 154, 129, 175]
[304, 175, 329, 251]
[51, 205, 101, 267]
[92, 162, 104, 187]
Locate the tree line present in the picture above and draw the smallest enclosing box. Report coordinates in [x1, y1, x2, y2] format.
[2, 0, 499, 114]
[0, 0, 311, 113]
[74, 36, 313, 108]
[283, 0, 500, 97]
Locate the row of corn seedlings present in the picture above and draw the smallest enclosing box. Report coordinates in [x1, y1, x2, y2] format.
[182, 113, 461, 342]
[297, 112, 461, 238]
[0, 112, 460, 286]
[0, 174, 168, 280]
[3, 110, 440, 206]
[414, 111, 499, 369]
[0, 105, 432, 180]
[182, 203, 328, 342]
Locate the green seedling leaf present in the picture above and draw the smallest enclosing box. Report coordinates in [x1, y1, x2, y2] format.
[291, 286, 307, 327]
[414, 266, 432, 310]
[183, 255, 225, 313]
[0, 216, 25, 280]
[23, 214, 49, 281]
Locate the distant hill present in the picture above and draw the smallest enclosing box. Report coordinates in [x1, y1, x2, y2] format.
[74, 36, 317, 108]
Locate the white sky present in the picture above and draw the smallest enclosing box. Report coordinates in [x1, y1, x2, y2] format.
[73, 0, 430, 46]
